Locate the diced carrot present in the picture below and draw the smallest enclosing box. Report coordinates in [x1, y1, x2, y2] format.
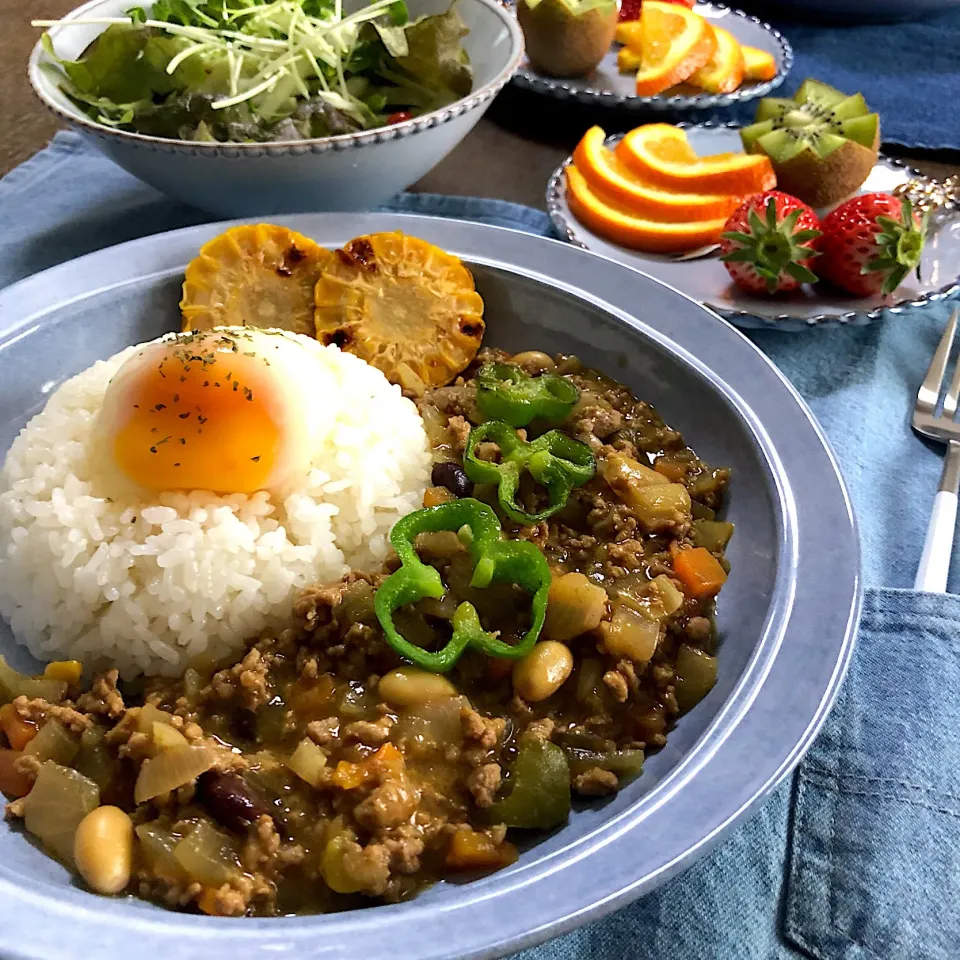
[423, 486, 455, 508]
[673, 547, 728, 598]
[43, 660, 82, 685]
[332, 742, 404, 790]
[197, 887, 222, 916]
[446, 828, 519, 871]
[0, 703, 38, 751]
[0, 749, 33, 798]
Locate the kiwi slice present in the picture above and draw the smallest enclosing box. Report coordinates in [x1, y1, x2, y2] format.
[740, 77, 881, 207]
[795, 79, 848, 109]
[518, 0, 618, 78]
[842, 113, 879, 148]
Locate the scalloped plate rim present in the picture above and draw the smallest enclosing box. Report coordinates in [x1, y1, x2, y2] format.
[546, 123, 960, 329]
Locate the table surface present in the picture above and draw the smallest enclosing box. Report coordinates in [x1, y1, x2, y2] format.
[3, 0, 959, 210]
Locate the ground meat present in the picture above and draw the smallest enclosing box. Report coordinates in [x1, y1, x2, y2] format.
[307, 717, 340, 745]
[606, 539, 648, 572]
[466, 763, 502, 808]
[460, 706, 505, 751]
[685, 616, 712, 642]
[521, 718, 556, 743]
[446, 415, 472, 453]
[422, 383, 477, 423]
[205, 885, 249, 917]
[573, 767, 619, 797]
[571, 403, 623, 445]
[602, 670, 629, 703]
[13, 752, 41, 783]
[342, 717, 394, 746]
[355, 780, 419, 829]
[380, 827, 426, 874]
[206, 648, 272, 711]
[339, 839, 392, 896]
[13, 696, 93, 734]
[616, 660, 641, 696]
[294, 580, 350, 633]
[242, 815, 281, 871]
[76, 669, 125, 719]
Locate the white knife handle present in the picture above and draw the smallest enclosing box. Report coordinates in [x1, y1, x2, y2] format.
[915, 440, 960, 593]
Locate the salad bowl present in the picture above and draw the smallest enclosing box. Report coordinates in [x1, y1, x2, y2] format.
[28, 0, 524, 216]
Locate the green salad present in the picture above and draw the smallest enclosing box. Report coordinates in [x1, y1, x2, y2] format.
[35, 0, 472, 143]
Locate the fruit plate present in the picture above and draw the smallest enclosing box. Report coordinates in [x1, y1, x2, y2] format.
[510, 2, 792, 111]
[546, 124, 960, 330]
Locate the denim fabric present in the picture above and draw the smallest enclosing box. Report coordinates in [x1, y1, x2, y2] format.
[701, 4, 960, 151]
[521, 590, 960, 960]
[3, 134, 960, 960]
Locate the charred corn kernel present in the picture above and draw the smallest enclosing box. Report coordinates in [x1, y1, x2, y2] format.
[73, 806, 134, 895]
[378, 667, 457, 708]
[423, 486, 455, 508]
[512, 641, 574, 702]
[180, 224, 325, 338]
[314, 232, 485, 395]
[43, 660, 82, 685]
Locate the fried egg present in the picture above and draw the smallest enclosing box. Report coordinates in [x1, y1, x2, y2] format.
[97, 328, 328, 494]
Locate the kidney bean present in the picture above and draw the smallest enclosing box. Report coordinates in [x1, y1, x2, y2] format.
[197, 771, 268, 832]
[431, 461, 474, 498]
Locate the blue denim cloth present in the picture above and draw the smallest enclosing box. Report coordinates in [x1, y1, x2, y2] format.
[3, 133, 960, 959]
[704, 4, 960, 151]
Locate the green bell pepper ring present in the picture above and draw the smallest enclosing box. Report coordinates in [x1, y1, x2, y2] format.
[374, 498, 551, 673]
[488, 739, 571, 829]
[464, 420, 596, 525]
[475, 362, 580, 428]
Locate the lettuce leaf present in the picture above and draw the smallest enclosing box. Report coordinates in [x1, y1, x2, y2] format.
[46, 24, 207, 104]
[394, 7, 472, 99]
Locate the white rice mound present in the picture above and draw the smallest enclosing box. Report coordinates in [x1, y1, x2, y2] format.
[0, 334, 431, 679]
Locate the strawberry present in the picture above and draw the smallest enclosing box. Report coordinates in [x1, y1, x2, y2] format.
[719, 191, 822, 295]
[817, 193, 927, 298]
[619, 0, 693, 20]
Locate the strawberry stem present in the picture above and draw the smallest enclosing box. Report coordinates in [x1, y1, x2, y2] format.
[721, 197, 821, 294]
[864, 197, 928, 297]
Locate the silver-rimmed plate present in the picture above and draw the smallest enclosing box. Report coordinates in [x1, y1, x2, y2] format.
[547, 124, 960, 330]
[511, 2, 792, 111]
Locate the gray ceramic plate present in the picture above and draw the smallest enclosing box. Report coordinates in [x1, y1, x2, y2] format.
[0, 214, 860, 960]
[548, 125, 960, 330]
[511, 2, 792, 110]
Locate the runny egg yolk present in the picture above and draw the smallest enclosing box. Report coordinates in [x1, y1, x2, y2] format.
[100, 331, 306, 494]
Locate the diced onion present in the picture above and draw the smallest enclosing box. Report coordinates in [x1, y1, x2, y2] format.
[134, 745, 214, 804]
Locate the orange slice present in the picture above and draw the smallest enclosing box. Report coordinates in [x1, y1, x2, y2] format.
[742, 45, 777, 82]
[573, 126, 742, 221]
[617, 46, 642, 74]
[615, 21, 644, 50]
[617, 123, 776, 195]
[688, 26, 744, 94]
[565, 165, 727, 254]
[633, 2, 716, 97]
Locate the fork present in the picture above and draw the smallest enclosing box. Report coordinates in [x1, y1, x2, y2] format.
[913, 309, 960, 592]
